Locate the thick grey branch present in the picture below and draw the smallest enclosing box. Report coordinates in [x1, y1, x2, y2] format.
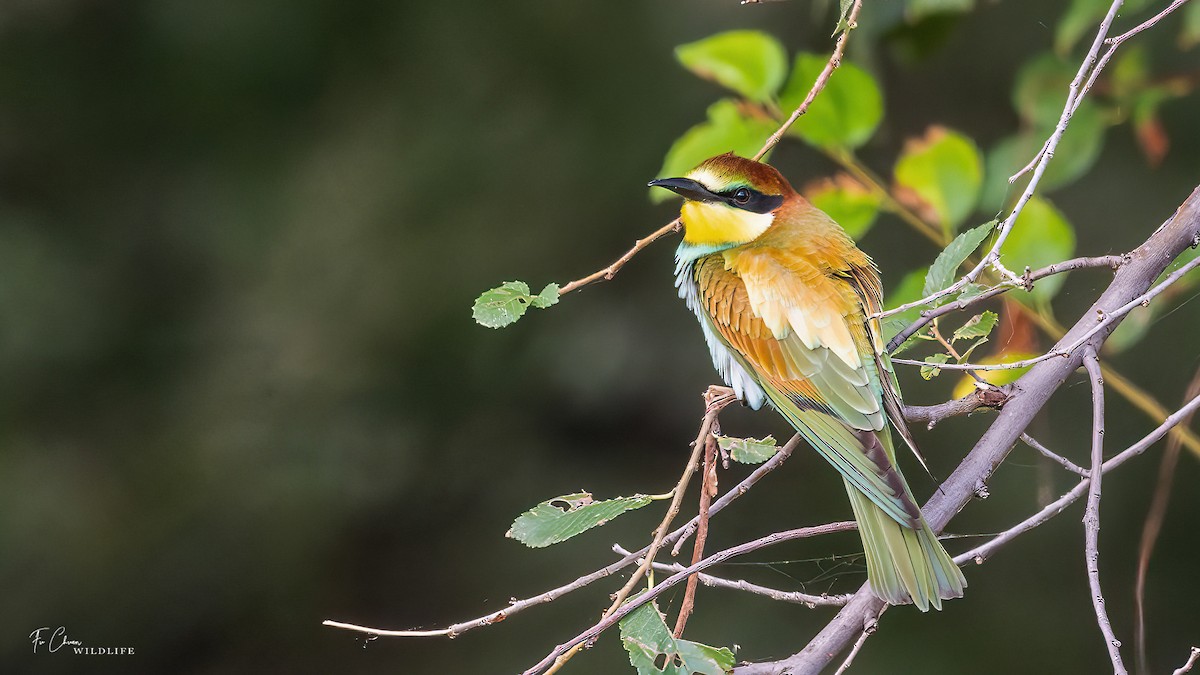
[733, 185, 1200, 675]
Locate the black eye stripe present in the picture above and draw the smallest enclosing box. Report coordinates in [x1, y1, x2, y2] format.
[717, 187, 783, 214]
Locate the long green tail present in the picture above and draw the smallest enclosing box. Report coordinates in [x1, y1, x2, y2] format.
[845, 481, 965, 611]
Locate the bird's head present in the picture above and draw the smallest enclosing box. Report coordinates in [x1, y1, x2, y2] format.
[649, 153, 796, 247]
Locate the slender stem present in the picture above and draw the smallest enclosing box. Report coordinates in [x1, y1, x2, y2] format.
[615, 545, 853, 608]
[523, 522, 859, 675]
[544, 386, 736, 674]
[1082, 348, 1127, 675]
[753, 0, 864, 160]
[892, 253, 1200, 371]
[1021, 433, 1088, 476]
[672, 432, 719, 636]
[832, 609, 884, 675]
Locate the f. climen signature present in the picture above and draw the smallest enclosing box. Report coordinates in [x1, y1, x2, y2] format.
[30, 627, 81, 653]
[29, 626, 134, 655]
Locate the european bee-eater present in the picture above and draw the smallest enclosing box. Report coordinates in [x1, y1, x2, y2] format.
[650, 153, 966, 610]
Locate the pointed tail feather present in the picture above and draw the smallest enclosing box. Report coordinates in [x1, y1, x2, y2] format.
[845, 481, 966, 611]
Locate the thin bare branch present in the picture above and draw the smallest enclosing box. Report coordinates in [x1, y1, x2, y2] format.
[879, 0, 1128, 319]
[673, 430, 720, 636]
[886, 255, 1126, 352]
[557, 219, 681, 296]
[323, 407, 797, 643]
[833, 609, 884, 675]
[1082, 347, 1127, 675]
[893, 252, 1200, 372]
[523, 522, 859, 675]
[544, 385, 737, 673]
[1174, 647, 1200, 675]
[1135, 366, 1200, 675]
[957, 389, 1200, 567]
[753, 0, 864, 159]
[614, 545, 853, 608]
[1022, 433, 1089, 476]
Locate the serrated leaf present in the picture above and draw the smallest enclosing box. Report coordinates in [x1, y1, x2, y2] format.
[921, 353, 950, 380]
[1001, 197, 1076, 304]
[676, 31, 788, 103]
[507, 492, 653, 548]
[922, 220, 996, 300]
[620, 598, 736, 675]
[530, 283, 560, 309]
[952, 311, 998, 342]
[653, 99, 776, 203]
[779, 53, 883, 150]
[717, 435, 778, 464]
[894, 126, 983, 233]
[805, 174, 882, 240]
[473, 281, 533, 328]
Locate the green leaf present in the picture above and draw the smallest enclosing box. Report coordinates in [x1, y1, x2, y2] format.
[473, 281, 533, 328]
[1001, 197, 1076, 303]
[620, 598, 736, 675]
[952, 311, 998, 342]
[885, 267, 931, 324]
[530, 282, 560, 309]
[958, 336, 989, 362]
[805, 174, 882, 240]
[676, 31, 788, 103]
[894, 126, 983, 233]
[718, 435, 778, 464]
[507, 492, 654, 548]
[921, 353, 950, 380]
[922, 220, 996, 299]
[779, 53, 883, 150]
[653, 99, 776, 202]
[907, 0, 974, 22]
[1183, 0, 1200, 49]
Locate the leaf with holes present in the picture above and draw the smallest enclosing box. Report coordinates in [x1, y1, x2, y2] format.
[473, 281, 535, 328]
[653, 99, 777, 203]
[806, 174, 882, 240]
[894, 126, 983, 233]
[507, 493, 653, 548]
[718, 435, 778, 464]
[1001, 197, 1076, 304]
[675, 31, 788, 103]
[952, 311, 998, 342]
[620, 598, 736, 675]
[921, 353, 950, 380]
[922, 220, 996, 300]
[780, 53, 883, 150]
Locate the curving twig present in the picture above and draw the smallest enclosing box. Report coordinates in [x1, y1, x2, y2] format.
[1082, 347, 1127, 675]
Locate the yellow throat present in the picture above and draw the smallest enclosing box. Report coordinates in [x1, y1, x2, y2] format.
[681, 200, 775, 246]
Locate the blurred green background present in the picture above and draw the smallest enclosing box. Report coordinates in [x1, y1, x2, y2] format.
[3, 1, 1199, 673]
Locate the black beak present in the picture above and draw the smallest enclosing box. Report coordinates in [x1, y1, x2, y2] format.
[647, 177, 721, 202]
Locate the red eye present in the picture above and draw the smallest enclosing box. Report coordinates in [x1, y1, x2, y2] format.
[733, 188, 751, 204]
